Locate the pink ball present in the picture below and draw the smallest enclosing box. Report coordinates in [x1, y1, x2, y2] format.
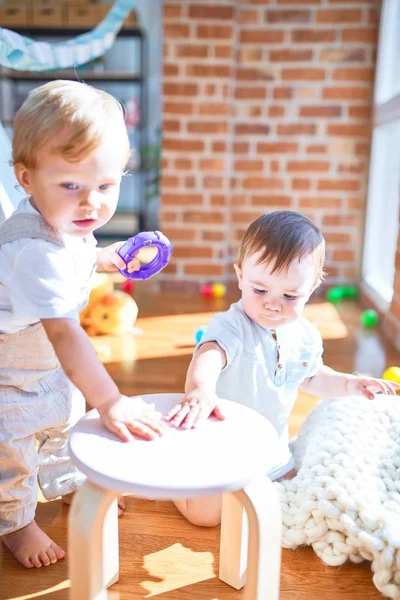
[200, 284, 213, 298]
[122, 280, 135, 294]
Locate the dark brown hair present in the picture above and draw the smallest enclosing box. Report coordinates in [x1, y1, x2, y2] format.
[237, 211, 326, 282]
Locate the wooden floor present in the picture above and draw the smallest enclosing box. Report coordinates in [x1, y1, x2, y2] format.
[1, 289, 400, 600]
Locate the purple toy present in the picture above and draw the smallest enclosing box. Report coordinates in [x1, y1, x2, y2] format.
[117, 230, 173, 281]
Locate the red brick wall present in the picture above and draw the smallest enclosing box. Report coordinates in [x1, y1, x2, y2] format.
[160, 0, 379, 291]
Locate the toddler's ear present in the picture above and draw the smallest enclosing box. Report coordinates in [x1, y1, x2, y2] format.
[306, 279, 321, 301]
[14, 163, 32, 193]
[311, 277, 323, 295]
[233, 263, 243, 290]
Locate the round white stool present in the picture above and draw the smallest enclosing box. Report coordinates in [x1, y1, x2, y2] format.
[68, 393, 282, 600]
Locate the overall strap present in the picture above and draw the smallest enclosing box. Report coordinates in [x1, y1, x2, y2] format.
[0, 213, 64, 247]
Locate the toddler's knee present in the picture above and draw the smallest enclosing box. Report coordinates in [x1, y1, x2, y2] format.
[174, 497, 222, 527]
[186, 512, 221, 528]
[185, 501, 222, 528]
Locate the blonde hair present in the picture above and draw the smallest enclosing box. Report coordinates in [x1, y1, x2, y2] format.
[237, 211, 326, 284]
[12, 80, 130, 168]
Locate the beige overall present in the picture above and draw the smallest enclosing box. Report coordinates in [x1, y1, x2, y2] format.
[0, 213, 95, 535]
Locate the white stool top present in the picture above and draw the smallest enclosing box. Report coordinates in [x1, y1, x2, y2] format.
[69, 393, 281, 499]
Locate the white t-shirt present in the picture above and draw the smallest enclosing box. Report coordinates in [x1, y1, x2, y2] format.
[198, 300, 324, 480]
[0, 198, 97, 333]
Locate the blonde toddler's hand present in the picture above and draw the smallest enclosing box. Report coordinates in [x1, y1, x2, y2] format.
[347, 375, 400, 400]
[98, 395, 167, 442]
[163, 388, 225, 430]
[97, 242, 140, 274]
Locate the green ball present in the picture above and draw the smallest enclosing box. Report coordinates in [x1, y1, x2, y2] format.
[342, 285, 358, 299]
[360, 309, 378, 328]
[326, 287, 344, 303]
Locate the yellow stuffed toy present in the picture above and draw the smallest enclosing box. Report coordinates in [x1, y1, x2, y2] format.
[80, 273, 138, 336]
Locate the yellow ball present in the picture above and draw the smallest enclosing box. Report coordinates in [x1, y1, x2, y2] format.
[382, 366, 400, 384]
[212, 282, 227, 298]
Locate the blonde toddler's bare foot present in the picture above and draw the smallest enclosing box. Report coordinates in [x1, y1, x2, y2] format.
[62, 492, 127, 517]
[2, 520, 65, 568]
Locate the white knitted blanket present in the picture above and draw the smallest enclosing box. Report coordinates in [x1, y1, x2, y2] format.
[275, 397, 400, 599]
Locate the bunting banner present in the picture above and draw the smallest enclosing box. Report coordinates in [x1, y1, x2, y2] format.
[0, 0, 137, 71]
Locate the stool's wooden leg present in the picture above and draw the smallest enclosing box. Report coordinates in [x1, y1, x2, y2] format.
[69, 481, 119, 600]
[219, 475, 281, 600]
[219, 491, 248, 589]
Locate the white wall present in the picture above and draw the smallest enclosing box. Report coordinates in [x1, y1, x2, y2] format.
[135, 0, 162, 144]
[100, 0, 163, 226]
